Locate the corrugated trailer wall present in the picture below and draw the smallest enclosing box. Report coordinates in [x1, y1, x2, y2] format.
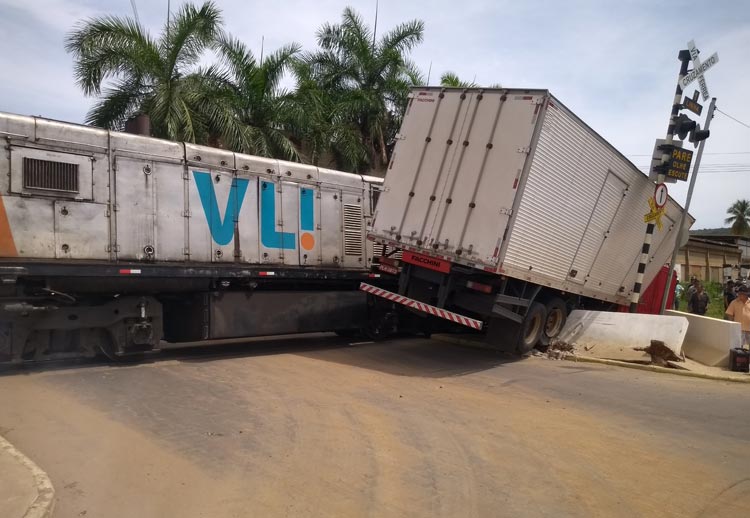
[501, 96, 689, 304]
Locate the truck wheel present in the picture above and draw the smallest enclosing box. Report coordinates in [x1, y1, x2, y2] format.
[543, 298, 567, 342]
[517, 302, 547, 354]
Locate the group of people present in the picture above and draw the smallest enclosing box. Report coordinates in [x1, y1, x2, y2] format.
[674, 277, 750, 348]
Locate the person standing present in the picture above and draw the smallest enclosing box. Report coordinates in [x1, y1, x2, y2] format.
[689, 282, 709, 316]
[674, 282, 684, 310]
[726, 285, 750, 348]
[724, 280, 736, 311]
[686, 277, 699, 313]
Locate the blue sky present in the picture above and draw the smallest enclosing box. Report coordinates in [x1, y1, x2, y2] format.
[1, 0, 748, 229]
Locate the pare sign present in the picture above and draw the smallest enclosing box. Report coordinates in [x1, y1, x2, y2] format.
[665, 147, 694, 181]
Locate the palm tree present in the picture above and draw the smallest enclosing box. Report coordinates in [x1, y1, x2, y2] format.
[725, 199, 750, 236]
[299, 7, 424, 172]
[288, 61, 368, 169]
[440, 72, 477, 88]
[196, 35, 302, 160]
[66, 1, 221, 143]
[440, 71, 501, 88]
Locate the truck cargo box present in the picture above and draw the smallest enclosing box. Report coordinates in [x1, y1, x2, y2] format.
[370, 88, 692, 305]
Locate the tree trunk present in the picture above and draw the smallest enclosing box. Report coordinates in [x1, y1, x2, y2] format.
[378, 128, 388, 168]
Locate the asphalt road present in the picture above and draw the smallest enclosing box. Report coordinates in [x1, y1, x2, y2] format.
[0, 335, 748, 518]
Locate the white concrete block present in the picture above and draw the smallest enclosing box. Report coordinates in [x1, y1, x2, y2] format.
[665, 310, 741, 367]
[558, 310, 688, 362]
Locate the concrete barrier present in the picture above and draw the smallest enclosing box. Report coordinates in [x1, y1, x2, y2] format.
[665, 310, 741, 367]
[558, 310, 689, 362]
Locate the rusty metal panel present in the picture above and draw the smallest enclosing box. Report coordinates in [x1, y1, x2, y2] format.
[279, 181, 300, 266]
[2, 196, 55, 257]
[319, 185, 342, 267]
[235, 174, 260, 264]
[298, 184, 320, 266]
[54, 201, 109, 259]
[153, 161, 188, 262]
[114, 156, 155, 261]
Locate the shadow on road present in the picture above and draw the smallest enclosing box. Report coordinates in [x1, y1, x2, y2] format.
[293, 337, 522, 378]
[0, 332, 521, 379]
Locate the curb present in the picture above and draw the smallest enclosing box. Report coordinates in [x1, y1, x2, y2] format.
[0, 435, 55, 518]
[432, 334, 750, 383]
[564, 355, 750, 383]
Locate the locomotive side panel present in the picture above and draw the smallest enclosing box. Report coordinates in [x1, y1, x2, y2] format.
[0, 112, 377, 271]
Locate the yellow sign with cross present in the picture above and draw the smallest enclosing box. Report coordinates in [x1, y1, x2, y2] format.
[643, 197, 665, 230]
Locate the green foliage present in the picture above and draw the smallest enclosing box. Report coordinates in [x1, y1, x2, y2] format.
[439, 71, 500, 88]
[295, 7, 425, 172]
[66, 1, 222, 143]
[67, 3, 429, 170]
[440, 72, 476, 88]
[194, 35, 302, 160]
[725, 199, 750, 237]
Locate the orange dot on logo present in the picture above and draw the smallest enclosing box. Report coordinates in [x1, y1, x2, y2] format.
[301, 232, 315, 250]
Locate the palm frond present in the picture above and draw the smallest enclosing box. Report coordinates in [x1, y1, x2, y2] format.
[163, 1, 222, 74]
[66, 15, 160, 95]
[379, 19, 424, 55]
[84, 78, 146, 129]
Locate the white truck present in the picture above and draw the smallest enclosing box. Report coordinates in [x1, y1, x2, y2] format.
[363, 87, 690, 352]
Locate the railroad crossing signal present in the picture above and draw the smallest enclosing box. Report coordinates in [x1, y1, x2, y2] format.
[680, 40, 719, 101]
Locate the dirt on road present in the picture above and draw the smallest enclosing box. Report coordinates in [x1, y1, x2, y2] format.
[0, 336, 747, 518]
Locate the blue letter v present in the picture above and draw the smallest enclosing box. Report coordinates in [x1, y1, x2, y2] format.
[193, 171, 249, 246]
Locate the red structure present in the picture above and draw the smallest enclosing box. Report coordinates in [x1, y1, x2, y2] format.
[619, 266, 677, 314]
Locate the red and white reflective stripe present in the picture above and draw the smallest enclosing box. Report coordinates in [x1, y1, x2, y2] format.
[368, 273, 381, 278]
[258, 271, 275, 276]
[359, 282, 483, 330]
[119, 269, 141, 275]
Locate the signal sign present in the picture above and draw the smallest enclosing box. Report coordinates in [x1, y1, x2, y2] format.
[683, 90, 703, 116]
[654, 183, 668, 208]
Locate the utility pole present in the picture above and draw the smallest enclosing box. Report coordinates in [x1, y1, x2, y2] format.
[629, 50, 692, 313]
[659, 97, 717, 313]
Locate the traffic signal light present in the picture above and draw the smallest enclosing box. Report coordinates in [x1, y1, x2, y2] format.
[674, 114, 695, 140]
[674, 113, 710, 145]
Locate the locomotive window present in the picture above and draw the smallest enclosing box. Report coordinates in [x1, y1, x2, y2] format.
[23, 157, 80, 193]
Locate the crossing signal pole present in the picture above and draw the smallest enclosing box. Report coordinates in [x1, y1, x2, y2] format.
[659, 97, 717, 314]
[629, 50, 692, 313]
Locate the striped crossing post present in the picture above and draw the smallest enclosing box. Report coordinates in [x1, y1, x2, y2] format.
[629, 50, 692, 313]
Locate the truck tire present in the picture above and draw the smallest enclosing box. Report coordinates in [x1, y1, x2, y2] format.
[517, 302, 547, 354]
[542, 298, 567, 343]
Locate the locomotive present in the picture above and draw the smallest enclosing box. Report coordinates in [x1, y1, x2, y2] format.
[0, 112, 387, 363]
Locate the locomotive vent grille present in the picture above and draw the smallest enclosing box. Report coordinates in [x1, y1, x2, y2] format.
[23, 157, 79, 193]
[343, 203, 364, 256]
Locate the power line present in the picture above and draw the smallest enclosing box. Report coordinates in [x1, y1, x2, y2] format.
[716, 108, 750, 129]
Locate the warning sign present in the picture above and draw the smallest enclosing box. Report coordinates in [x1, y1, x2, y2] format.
[652, 144, 693, 182]
[644, 197, 666, 231]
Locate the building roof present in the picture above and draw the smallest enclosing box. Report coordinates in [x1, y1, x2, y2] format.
[685, 236, 741, 251]
[690, 228, 750, 243]
[691, 228, 737, 237]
